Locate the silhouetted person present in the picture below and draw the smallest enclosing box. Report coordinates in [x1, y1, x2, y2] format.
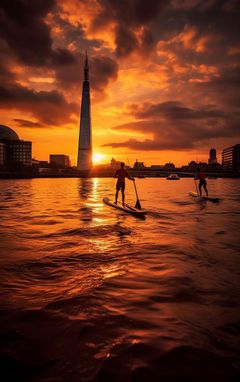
[114, 162, 134, 205]
[195, 167, 208, 196]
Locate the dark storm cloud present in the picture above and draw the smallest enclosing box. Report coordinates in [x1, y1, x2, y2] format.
[184, 0, 240, 44]
[102, 137, 194, 150]
[13, 119, 45, 128]
[91, 0, 240, 58]
[141, 27, 155, 52]
[129, 101, 226, 120]
[0, 62, 16, 83]
[92, 0, 165, 56]
[0, 0, 75, 66]
[103, 100, 240, 151]
[56, 54, 118, 92]
[51, 48, 76, 66]
[91, 55, 119, 91]
[93, 0, 165, 28]
[114, 24, 139, 57]
[0, 82, 78, 125]
[0, 0, 119, 126]
[156, 0, 240, 45]
[53, 14, 102, 51]
[197, 65, 240, 107]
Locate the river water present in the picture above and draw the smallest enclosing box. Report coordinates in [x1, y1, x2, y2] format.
[0, 177, 240, 381]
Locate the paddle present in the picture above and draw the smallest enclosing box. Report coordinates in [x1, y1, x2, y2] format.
[133, 179, 142, 209]
[194, 178, 200, 196]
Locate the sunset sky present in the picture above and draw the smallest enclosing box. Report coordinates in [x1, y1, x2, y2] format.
[0, 0, 239, 166]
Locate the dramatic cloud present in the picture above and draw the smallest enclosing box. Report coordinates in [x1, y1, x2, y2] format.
[103, 137, 195, 150]
[197, 65, 240, 107]
[0, 0, 239, 163]
[103, 101, 240, 151]
[13, 119, 45, 128]
[0, 82, 78, 125]
[56, 54, 118, 92]
[128, 101, 226, 120]
[0, 62, 16, 85]
[91, 0, 165, 56]
[0, 0, 75, 66]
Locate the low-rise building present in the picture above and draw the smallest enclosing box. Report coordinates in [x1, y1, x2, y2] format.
[222, 144, 240, 172]
[110, 158, 121, 169]
[133, 160, 145, 169]
[50, 155, 70, 168]
[164, 162, 175, 170]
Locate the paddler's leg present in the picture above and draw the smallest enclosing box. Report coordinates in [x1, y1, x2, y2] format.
[115, 190, 119, 204]
[122, 191, 125, 205]
[199, 182, 202, 196]
[115, 183, 120, 204]
[203, 181, 208, 196]
[121, 183, 125, 206]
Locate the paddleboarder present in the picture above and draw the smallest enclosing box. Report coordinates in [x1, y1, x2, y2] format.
[114, 162, 134, 205]
[195, 167, 208, 196]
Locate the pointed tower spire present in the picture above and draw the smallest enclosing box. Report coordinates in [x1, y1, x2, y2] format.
[84, 50, 89, 81]
[77, 52, 92, 172]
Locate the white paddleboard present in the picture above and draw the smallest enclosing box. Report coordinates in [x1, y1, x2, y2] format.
[103, 197, 146, 217]
[189, 192, 220, 202]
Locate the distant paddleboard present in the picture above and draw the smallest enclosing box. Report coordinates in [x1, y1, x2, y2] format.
[189, 191, 220, 203]
[103, 197, 146, 218]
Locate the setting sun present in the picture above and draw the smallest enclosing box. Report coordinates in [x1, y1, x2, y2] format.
[92, 152, 106, 164]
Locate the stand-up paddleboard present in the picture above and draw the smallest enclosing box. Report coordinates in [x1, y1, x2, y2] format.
[189, 191, 220, 203]
[103, 197, 146, 218]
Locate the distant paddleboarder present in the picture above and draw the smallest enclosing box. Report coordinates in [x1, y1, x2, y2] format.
[195, 167, 208, 196]
[114, 162, 134, 205]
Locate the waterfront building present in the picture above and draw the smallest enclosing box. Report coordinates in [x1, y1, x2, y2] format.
[164, 162, 175, 170]
[208, 148, 217, 165]
[199, 162, 208, 170]
[133, 159, 145, 169]
[32, 158, 40, 167]
[222, 144, 240, 172]
[110, 158, 121, 169]
[50, 155, 70, 168]
[150, 165, 163, 169]
[0, 125, 32, 169]
[0, 142, 5, 168]
[77, 52, 92, 171]
[39, 161, 49, 167]
[188, 161, 198, 171]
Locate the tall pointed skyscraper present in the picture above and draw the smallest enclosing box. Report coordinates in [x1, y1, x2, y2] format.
[77, 52, 92, 171]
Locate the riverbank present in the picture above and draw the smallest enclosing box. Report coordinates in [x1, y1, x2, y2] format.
[0, 169, 239, 179]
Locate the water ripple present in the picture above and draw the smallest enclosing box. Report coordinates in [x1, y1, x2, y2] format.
[0, 177, 239, 381]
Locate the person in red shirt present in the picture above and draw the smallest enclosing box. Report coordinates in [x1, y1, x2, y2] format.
[114, 162, 134, 205]
[195, 167, 208, 196]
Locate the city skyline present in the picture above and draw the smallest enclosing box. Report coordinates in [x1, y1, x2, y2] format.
[0, 1, 240, 166]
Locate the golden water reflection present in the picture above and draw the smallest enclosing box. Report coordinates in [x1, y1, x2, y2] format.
[0, 178, 239, 380]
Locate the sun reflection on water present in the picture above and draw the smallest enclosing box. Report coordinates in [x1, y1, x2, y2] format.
[0, 177, 240, 380]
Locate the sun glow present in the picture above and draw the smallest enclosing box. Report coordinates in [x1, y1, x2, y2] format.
[92, 152, 106, 164]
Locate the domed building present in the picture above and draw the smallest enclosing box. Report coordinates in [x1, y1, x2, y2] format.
[0, 125, 19, 140]
[0, 125, 32, 170]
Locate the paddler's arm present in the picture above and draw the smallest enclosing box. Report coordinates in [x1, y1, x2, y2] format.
[126, 172, 134, 181]
[114, 170, 118, 178]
